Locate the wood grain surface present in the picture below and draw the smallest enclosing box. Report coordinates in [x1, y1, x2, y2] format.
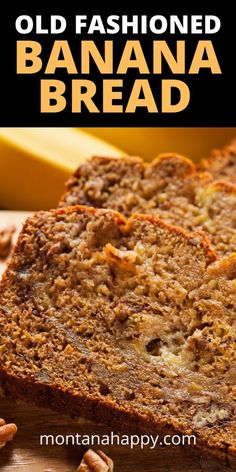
[0, 212, 235, 471]
[1, 396, 234, 472]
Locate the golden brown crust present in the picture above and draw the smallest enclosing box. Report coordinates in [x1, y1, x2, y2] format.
[199, 139, 236, 182]
[152, 153, 196, 175]
[56, 204, 127, 225]
[128, 213, 216, 265]
[59, 152, 236, 258]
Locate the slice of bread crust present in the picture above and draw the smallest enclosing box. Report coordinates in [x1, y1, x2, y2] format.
[199, 139, 236, 182]
[60, 154, 236, 258]
[0, 206, 235, 461]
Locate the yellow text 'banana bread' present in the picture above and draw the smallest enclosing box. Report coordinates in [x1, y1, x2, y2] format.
[0, 206, 235, 460]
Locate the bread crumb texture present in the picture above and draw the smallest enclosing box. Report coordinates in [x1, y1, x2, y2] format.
[0, 206, 235, 455]
[60, 151, 236, 258]
[199, 139, 236, 183]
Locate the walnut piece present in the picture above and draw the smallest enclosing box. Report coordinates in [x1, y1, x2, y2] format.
[104, 243, 137, 272]
[0, 225, 16, 259]
[193, 403, 230, 428]
[0, 418, 17, 448]
[77, 449, 114, 472]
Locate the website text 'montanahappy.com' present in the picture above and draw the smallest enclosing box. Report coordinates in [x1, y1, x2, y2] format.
[39, 431, 197, 450]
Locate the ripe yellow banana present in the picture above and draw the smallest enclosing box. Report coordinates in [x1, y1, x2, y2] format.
[86, 127, 236, 162]
[0, 128, 125, 210]
[1, 127, 234, 211]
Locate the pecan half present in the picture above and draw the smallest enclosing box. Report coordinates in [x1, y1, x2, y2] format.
[77, 449, 114, 472]
[0, 418, 17, 448]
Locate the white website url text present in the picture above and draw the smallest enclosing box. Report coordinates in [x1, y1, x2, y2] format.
[39, 432, 196, 449]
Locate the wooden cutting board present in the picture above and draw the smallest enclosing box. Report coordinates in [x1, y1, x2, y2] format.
[0, 212, 234, 472]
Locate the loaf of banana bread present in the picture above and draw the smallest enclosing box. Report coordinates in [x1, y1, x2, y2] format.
[199, 140, 236, 182]
[0, 206, 235, 461]
[59, 154, 236, 257]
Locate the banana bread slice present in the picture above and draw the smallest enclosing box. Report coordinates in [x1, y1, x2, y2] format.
[199, 139, 236, 182]
[59, 154, 236, 257]
[0, 206, 235, 461]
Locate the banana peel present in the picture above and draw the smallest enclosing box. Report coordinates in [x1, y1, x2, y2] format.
[0, 128, 124, 210]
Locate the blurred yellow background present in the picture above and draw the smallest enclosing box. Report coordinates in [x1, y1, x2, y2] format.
[87, 128, 236, 162]
[0, 127, 235, 210]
